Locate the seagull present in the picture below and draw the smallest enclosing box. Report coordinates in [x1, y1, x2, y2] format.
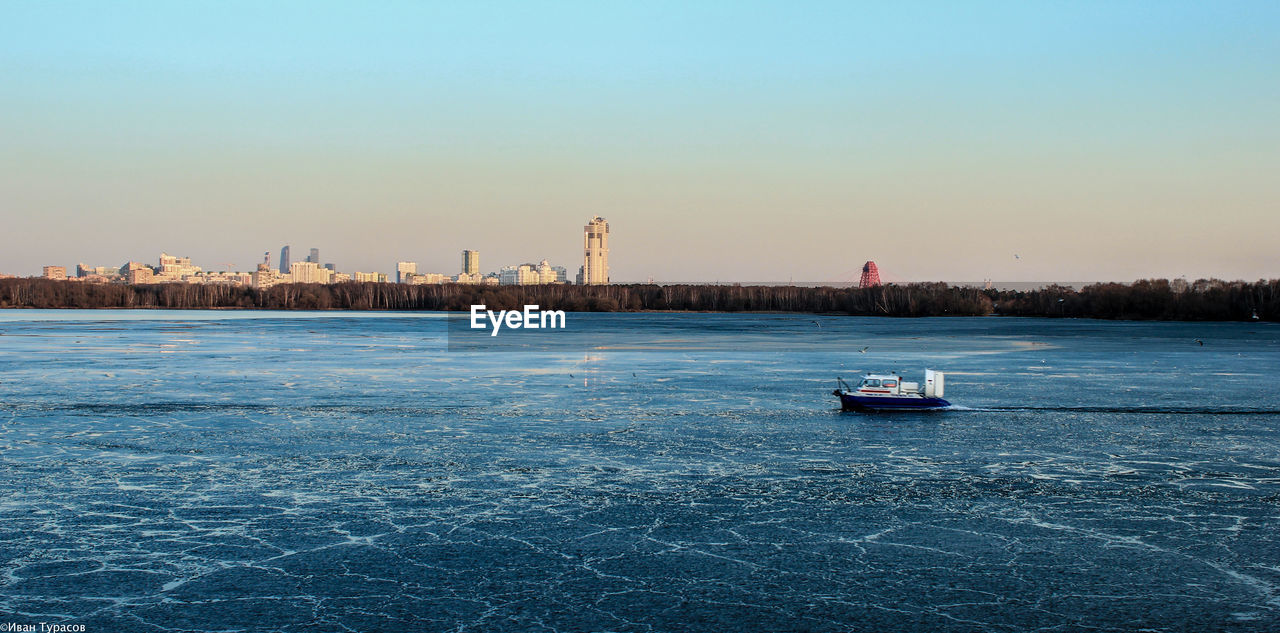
[1195, 339, 1204, 346]
[859, 347, 869, 353]
[812, 320, 821, 328]
[1014, 254, 1021, 261]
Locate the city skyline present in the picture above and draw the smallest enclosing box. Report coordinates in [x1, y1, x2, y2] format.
[3, 3, 1278, 282]
[12, 220, 1279, 285]
[26, 216, 603, 287]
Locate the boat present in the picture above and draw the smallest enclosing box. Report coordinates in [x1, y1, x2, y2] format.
[832, 369, 950, 411]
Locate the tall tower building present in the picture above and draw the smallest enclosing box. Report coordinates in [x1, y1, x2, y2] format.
[308, 248, 320, 264]
[279, 245, 290, 272]
[579, 216, 609, 285]
[396, 261, 417, 284]
[462, 250, 479, 275]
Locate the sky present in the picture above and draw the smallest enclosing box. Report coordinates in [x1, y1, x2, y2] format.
[2, 1, 1277, 282]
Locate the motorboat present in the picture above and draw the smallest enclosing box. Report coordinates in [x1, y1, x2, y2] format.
[833, 369, 950, 411]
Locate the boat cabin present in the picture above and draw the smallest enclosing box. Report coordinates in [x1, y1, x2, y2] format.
[856, 374, 921, 396]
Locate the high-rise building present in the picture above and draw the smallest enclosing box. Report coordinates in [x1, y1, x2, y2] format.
[396, 261, 417, 283]
[158, 253, 198, 274]
[499, 261, 563, 285]
[535, 260, 559, 284]
[290, 261, 330, 284]
[279, 246, 290, 271]
[42, 266, 66, 280]
[123, 262, 152, 284]
[353, 271, 387, 283]
[252, 265, 277, 288]
[307, 248, 320, 264]
[579, 216, 609, 285]
[462, 250, 479, 275]
[75, 264, 121, 279]
[405, 272, 447, 284]
[156, 253, 201, 281]
[128, 268, 153, 284]
[499, 265, 533, 285]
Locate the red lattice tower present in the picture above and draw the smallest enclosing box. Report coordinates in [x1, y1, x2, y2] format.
[858, 261, 881, 288]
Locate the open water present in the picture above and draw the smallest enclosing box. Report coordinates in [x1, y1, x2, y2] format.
[0, 310, 1277, 632]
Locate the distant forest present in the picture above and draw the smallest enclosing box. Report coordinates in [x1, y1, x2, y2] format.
[986, 279, 1279, 321]
[0, 278, 1276, 321]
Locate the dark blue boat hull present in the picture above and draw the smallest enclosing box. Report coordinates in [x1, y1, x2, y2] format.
[837, 393, 950, 411]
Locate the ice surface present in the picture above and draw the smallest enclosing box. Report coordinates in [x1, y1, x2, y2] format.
[0, 311, 1278, 631]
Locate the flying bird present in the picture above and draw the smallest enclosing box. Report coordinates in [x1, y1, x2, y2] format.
[1195, 339, 1204, 346]
[859, 347, 869, 353]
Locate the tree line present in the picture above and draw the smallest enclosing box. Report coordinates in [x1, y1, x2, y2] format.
[0, 278, 1275, 321]
[0, 279, 990, 316]
[986, 279, 1279, 321]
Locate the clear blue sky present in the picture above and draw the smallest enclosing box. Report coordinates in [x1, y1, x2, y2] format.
[3, 1, 1277, 281]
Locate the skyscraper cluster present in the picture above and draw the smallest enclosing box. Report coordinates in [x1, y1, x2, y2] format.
[398, 216, 609, 287]
[38, 217, 612, 288]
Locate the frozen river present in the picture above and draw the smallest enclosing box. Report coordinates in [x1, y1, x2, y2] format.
[1, 310, 1278, 631]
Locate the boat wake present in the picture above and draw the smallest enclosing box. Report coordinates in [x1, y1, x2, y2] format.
[946, 405, 1280, 415]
